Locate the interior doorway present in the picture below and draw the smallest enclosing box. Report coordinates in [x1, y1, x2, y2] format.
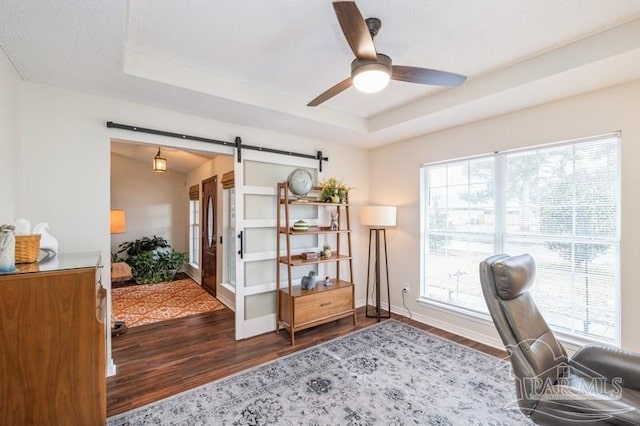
[201, 175, 218, 296]
[109, 139, 235, 327]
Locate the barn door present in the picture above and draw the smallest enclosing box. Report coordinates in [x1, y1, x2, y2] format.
[233, 151, 321, 339]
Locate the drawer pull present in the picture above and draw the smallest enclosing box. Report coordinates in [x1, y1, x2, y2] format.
[320, 302, 332, 307]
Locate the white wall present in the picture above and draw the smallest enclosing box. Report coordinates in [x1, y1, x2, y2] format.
[110, 152, 189, 255]
[369, 79, 640, 353]
[16, 81, 370, 374]
[0, 48, 21, 224]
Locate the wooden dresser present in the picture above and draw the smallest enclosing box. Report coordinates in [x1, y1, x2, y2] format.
[0, 252, 106, 425]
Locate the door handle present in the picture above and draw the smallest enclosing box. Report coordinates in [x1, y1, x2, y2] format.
[237, 230, 244, 259]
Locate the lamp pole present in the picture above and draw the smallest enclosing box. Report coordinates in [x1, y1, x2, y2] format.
[362, 206, 395, 322]
[375, 228, 381, 321]
[367, 227, 390, 322]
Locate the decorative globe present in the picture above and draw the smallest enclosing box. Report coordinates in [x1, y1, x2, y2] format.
[287, 168, 313, 199]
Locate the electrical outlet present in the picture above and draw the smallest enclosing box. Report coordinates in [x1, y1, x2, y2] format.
[402, 283, 410, 294]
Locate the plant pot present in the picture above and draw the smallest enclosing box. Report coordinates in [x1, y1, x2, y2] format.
[331, 195, 340, 203]
[164, 269, 178, 282]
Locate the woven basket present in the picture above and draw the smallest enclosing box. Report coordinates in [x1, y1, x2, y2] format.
[15, 234, 41, 264]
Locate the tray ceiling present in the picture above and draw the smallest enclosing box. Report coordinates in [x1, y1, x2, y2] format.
[2, 1, 640, 148]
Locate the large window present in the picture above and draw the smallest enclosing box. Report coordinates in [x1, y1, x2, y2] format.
[189, 199, 200, 267]
[421, 134, 620, 343]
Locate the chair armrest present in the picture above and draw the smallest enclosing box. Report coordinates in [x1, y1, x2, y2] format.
[570, 344, 640, 391]
[525, 385, 640, 424]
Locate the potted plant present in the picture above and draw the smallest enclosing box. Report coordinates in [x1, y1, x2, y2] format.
[118, 236, 187, 284]
[157, 250, 188, 282]
[319, 177, 353, 203]
[117, 235, 170, 257]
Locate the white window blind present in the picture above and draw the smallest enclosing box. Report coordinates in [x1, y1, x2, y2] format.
[189, 200, 200, 267]
[421, 135, 620, 343]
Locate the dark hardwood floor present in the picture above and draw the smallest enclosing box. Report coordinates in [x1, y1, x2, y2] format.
[107, 306, 506, 417]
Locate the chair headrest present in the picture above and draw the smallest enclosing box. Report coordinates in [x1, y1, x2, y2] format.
[492, 254, 536, 300]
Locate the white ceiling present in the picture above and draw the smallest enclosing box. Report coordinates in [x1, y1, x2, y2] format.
[2, 1, 640, 149]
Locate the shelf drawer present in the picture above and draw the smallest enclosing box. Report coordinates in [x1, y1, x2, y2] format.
[294, 285, 352, 325]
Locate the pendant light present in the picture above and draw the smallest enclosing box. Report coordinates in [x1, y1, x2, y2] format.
[153, 147, 167, 172]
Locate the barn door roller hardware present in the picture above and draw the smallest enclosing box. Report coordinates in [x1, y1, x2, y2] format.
[106, 122, 329, 171]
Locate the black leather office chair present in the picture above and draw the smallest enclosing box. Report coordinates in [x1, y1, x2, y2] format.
[479, 254, 640, 425]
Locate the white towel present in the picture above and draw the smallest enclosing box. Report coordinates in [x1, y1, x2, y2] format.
[33, 223, 59, 256]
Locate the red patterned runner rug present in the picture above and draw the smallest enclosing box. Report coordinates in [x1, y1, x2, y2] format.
[112, 278, 226, 327]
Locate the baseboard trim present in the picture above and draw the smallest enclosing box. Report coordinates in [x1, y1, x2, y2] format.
[216, 285, 235, 312]
[388, 303, 505, 350]
[359, 299, 504, 351]
[184, 268, 201, 285]
[107, 358, 117, 377]
[360, 299, 582, 356]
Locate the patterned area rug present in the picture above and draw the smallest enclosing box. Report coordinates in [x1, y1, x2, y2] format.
[111, 278, 226, 327]
[108, 320, 532, 425]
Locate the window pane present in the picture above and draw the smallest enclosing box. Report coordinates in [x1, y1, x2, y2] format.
[505, 239, 618, 342]
[428, 166, 447, 187]
[425, 233, 494, 312]
[469, 158, 494, 184]
[189, 200, 200, 266]
[424, 155, 495, 313]
[446, 163, 468, 186]
[504, 137, 619, 343]
[428, 187, 446, 210]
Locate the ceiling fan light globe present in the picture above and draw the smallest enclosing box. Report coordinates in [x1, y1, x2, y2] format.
[353, 68, 390, 93]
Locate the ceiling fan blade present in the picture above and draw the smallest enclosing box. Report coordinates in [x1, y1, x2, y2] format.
[392, 65, 467, 87]
[307, 77, 353, 107]
[333, 1, 377, 61]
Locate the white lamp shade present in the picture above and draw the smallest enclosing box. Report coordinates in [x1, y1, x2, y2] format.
[360, 206, 396, 227]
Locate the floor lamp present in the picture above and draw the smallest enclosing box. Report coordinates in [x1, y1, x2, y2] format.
[360, 206, 396, 322]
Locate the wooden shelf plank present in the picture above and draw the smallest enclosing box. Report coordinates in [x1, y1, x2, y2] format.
[278, 253, 352, 266]
[279, 199, 350, 206]
[279, 226, 351, 235]
[279, 279, 353, 297]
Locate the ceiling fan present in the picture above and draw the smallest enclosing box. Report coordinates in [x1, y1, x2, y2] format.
[307, 0, 467, 107]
